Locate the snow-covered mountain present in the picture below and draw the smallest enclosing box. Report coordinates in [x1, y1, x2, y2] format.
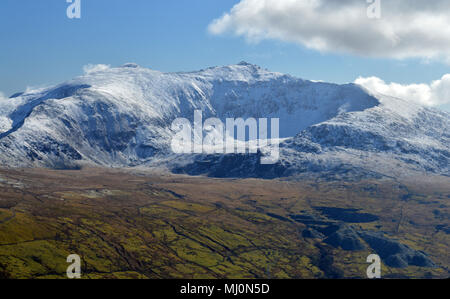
[178, 92, 450, 179]
[0, 63, 448, 179]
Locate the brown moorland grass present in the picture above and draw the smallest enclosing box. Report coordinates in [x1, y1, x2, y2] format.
[0, 168, 448, 279]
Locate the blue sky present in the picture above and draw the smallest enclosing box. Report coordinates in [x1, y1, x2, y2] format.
[1, 0, 449, 111]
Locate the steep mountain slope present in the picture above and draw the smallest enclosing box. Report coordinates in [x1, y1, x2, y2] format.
[0, 63, 448, 179]
[179, 93, 450, 179]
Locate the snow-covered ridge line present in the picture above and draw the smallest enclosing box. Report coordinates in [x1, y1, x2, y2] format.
[0, 63, 448, 179]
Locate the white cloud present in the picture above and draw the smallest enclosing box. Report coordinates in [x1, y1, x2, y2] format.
[209, 0, 450, 62]
[355, 74, 450, 107]
[83, 64, 110, 74]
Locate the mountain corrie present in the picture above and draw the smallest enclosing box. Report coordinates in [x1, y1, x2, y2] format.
[171, 110, 280, 164]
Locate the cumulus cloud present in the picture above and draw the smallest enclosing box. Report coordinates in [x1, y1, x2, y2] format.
[355, 74, 450, 107]
[209, 0, 450, 62]
[83, 64, 110, 74]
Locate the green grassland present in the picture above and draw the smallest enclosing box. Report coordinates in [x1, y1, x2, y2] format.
[0, 168, 448, 279]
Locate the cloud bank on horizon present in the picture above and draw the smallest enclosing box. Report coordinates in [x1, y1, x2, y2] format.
[209, 0, 450, 62]
[355, 75, 450, 107]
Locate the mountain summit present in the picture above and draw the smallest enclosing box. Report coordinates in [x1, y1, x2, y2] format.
[0, 63, 448, 178]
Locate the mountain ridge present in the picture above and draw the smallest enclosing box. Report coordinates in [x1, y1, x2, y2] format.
[0, 63, 448, 179]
